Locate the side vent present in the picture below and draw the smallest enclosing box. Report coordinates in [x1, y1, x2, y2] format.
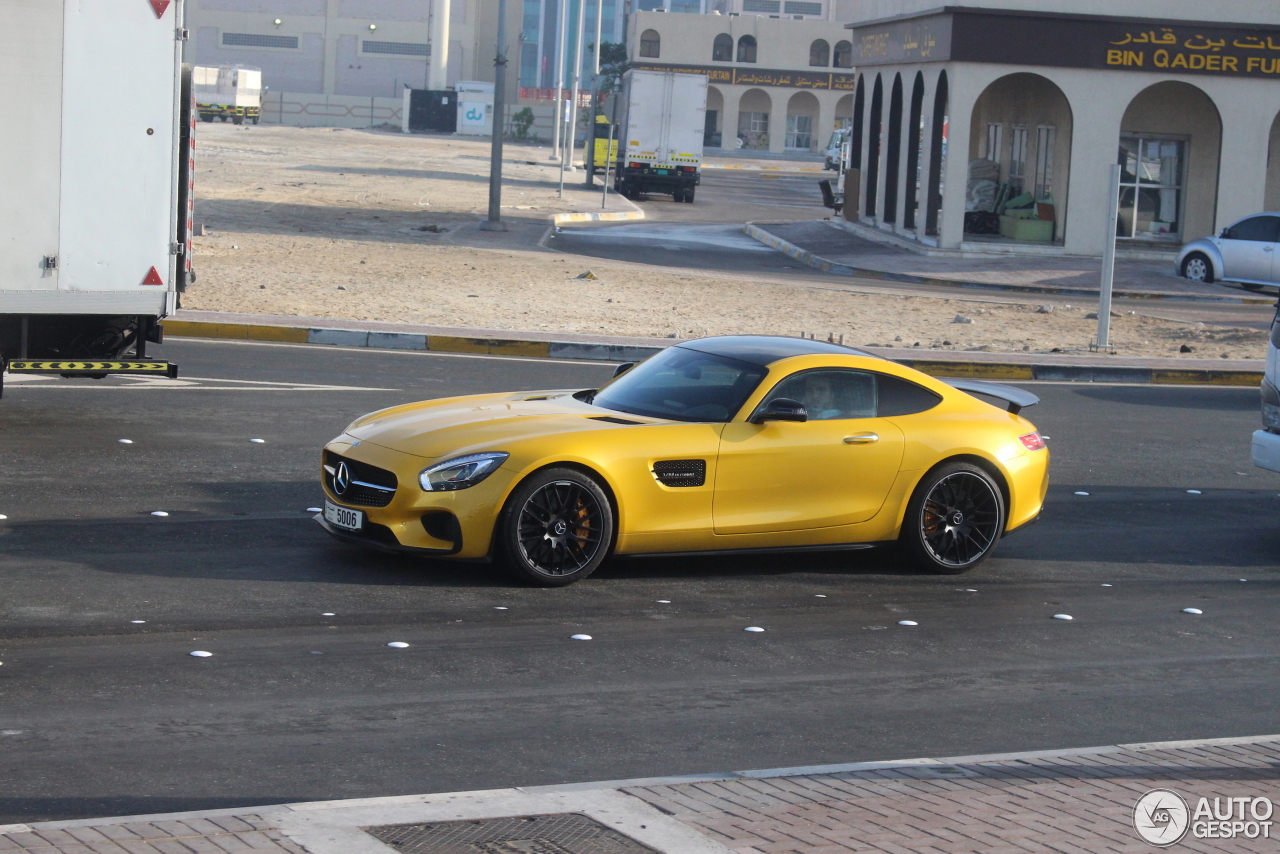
[652, 459, 706, 487]
[589, 415, 642, 425]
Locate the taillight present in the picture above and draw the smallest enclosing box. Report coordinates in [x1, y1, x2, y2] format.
[681, 166, 697, 172]
[628, 161, 645, 169]
[1019, 432, 1046, 451]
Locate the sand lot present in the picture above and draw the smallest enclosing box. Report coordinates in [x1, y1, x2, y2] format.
[184, 124, 1266, 358]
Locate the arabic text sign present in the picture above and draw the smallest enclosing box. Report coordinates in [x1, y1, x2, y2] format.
[1106, 28, 1280, 75]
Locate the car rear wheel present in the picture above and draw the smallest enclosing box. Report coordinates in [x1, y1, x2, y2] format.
[1182, 252, 1214, 283]
[900, 462, 1005, 574]
[497, 467, 613, 586]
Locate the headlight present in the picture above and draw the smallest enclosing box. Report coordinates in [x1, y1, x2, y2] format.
[419, 452, 509, 491]
[1263, 380, 1280, 431]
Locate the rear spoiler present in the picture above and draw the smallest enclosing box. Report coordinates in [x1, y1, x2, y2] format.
[943, 379, 1039, 416]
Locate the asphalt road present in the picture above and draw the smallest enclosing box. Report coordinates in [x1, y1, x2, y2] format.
[0, 339, 1277, 822]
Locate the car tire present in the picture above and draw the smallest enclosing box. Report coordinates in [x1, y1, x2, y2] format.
[900, 461, 1005, 575]
[1182, 252, 1214, 283]
[496, 467, 614, 586]
[684, 188, 696, 204]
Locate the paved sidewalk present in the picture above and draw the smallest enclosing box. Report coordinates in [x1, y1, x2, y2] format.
[750, 220, 1272, 302]
[6, 735, 1279, 853]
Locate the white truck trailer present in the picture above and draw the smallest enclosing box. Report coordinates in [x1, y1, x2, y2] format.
[614, 70, 707, 204]
[1, 0, 192, 394]
[194, 64, 263, 125]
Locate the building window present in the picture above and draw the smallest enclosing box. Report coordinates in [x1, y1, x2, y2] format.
[785, 1, 823, 14]
[984, 123, 1002, 163]
[736, 35, 757, 63]
[1033, 125, 1055, 200]
[808, 39, 829, 67]
[712, 33, 733, 61]
[222, 32, 298, 49]
[833, 40, 852, 68]
[1117, 136, 1185, 240]
[742, 0, 780, 10]
[639, 29, 660, 58]
[785, 113, 813, 149]
[362, 40, 430, 56]
[1008, 125, 1028, 194]
[738, 111, 769, 149]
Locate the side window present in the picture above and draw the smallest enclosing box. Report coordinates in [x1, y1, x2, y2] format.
[876, 374, 942, 416]
[1225, 215, 1280, 242]
[762, 370, 877, 420]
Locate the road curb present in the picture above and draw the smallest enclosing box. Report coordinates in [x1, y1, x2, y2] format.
[159, 319, 1262, 386]
[744, 221, 1276, 305]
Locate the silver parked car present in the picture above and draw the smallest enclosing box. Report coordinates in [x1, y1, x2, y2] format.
[1178, 213, 1280, 289]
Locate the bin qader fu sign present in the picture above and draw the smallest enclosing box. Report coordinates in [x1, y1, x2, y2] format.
[847, 9, 1280, 79]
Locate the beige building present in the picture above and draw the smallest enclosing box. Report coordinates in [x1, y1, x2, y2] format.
[839, 0, 1280, 258]
[627, 10, 856, 154]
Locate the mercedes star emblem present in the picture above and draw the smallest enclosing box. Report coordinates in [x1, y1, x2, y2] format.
[334, 461, 351, 495]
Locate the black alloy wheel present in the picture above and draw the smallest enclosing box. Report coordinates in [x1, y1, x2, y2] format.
[498, 467, 613, 585]
[901, 461, 1004, 574]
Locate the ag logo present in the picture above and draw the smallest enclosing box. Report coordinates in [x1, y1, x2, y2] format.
[1134, 789, 1190, 846]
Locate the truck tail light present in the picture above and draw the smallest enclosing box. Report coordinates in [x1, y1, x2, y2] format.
[681, 166, 696, 172]
[1019, 432, 1045, 451]
[628, 162, 645, 169]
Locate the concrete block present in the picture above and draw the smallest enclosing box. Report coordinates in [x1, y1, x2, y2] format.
[367, 332, 427, 351]
[548, 342, 666, 362]
[308, 328, 370, 347]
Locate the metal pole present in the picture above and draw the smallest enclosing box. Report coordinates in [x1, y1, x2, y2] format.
[550, 0, 566, 160]
[564, 0, 586, 173]
[601, 119, 614, 209]
[480, 0, 509, 231]
[585, 0, 603, 186]
[1097, 163, 1121, 349]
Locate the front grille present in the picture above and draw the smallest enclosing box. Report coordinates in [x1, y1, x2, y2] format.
[325, 451, 398, 508]
[652, 459, 706, 487]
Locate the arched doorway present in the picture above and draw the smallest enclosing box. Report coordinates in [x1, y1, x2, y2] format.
[967, 72, 1073, 242]
[924, 70, 947, 236]
[883, 73, 904, 223]
[737, 88, 771, 150]
[1267, 110, 1280, 211]
[1119, 81, 1220, 243]
[834, 93, 853, 129]
[903, 72, 925, 230]
[705, 85, 724, 148]
[865, 74, 883, 217]
[786, 91, 820, 151]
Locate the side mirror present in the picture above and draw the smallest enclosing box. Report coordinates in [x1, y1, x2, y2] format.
[613, 362, 634, 378]
[750, 397, 808, 424]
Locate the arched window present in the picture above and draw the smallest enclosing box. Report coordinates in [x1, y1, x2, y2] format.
[736, 34, 757, 63]
[833, 40, 852, 68]
[639, 29, 660, 58]
[712, 33, 733, 62]
[809, 39, 829, 67]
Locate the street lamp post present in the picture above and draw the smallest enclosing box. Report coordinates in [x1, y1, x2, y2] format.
[480, 0, 509, 231]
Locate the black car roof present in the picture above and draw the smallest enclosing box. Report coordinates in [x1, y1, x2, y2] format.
[677, 335, 875, 367]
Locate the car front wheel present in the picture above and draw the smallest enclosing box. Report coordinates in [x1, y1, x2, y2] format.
[900, 462, 1005, 574]
[497, 467, 614, 586]
[1182, 252, 1214, 283]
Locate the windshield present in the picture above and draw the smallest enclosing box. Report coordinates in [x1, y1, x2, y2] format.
[592, 347, 767, 422]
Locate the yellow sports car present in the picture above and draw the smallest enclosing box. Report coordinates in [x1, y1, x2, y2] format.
[318, 336, 1049, 585]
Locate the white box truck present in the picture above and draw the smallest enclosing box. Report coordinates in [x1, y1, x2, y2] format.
[194, 64, 262, 125]
[614, 70, 707, 204]
[1, 0, 192, 394]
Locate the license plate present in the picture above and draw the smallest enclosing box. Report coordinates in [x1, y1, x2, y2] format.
[656, 169, 669, 175]
[324, 500, 363, 531]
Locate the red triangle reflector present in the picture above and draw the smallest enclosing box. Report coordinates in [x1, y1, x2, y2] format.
[142, 266, 164, 285]
[149, 0, 170, 19]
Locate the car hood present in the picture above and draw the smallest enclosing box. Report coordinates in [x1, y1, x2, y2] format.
[343, 390, 656, 459]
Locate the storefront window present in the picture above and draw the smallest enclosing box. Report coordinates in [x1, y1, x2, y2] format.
[1034, 126, 1055, 200]
[1008, 126, 1028, 195]
[738, 112, 769, 149]
[785, 114, 813, 149]
[1117, 136, 1184, 240]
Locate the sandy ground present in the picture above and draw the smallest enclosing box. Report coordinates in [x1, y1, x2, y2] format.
[185, 124, 1267, 359]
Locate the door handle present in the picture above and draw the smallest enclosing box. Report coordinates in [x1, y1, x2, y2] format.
[1266, 246, 1275, 252]
[843, 432, 879, 444]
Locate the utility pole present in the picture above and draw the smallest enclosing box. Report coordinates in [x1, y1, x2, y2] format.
[550, 0, 567, 161]
[584, 0, 603, 187]
[480, 0, 509, 231]
[563, 0, 586, 173]
[1096, 163, 1121, 348]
